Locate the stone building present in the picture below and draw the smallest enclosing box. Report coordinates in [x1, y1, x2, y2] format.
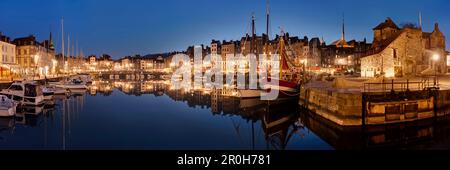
[240, 34, 266, 56]
[211, 40, 221, 55]
[447, 51, 450, 72]
[361, 18, 446, 78]
[0, 33, 17, 78]
[221, 40, 239, 72]
[13, 34, 56, 77]
[308, 37, 322, 70]
[88, 55, 96, 64]
[348, 39, 372, 69]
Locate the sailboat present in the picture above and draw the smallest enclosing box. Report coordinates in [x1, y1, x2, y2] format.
[263, 32, 300, 98]
[235, 10, 267, 99]
[236, 0, 300, 99]
[52, 27, 87, 90]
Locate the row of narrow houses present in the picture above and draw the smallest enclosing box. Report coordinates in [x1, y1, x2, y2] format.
[1, 17, 448, 78]
[196, 17, 448, 77]
[201, 16, 374, 75]
[0, 33, 57, 79]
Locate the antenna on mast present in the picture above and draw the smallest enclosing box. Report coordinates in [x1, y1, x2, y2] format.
[266, 0, 270, 40]
[342, 13, 345, 40]
[67, 33, 70, 72]
[419, 11, 423, 29]
[61, 17, 65, 73]
[251, 13, 256, 54]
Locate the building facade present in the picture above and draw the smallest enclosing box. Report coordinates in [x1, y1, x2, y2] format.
[0, 33, 17, 79]
[361, 18, 446, 78]
[13, 35, 56, 77]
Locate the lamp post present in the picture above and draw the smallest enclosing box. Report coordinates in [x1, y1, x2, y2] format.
[34, 54, 40, 80]
[432, 54, 440, 86]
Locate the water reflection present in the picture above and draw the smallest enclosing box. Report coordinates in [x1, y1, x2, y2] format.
[0, 91, 87, 149]
[1, 79, 450, 150]
[300, 109, 450, 150]
[88, 79, 308, 150]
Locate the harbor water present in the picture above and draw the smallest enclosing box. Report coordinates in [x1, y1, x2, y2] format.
[1, 79, 450, 150]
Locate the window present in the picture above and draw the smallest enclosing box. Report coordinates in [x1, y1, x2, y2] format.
[9, 85, 23, 91]
[393, 49, 397, 58]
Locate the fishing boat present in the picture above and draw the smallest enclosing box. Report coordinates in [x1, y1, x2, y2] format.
[237, 2, 300, 99]
[0, 95, 17, 117]
[236, 34, 300, 99]
[236, 89, 262, 98]
[234, 14, 266, 99]
[0, 80, 45, 106]
[263, 30, 300, 98]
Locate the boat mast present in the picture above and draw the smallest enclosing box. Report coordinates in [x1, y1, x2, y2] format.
[67, 34, 70, 73]
[251, 14, 255, 54]
[265, 0, 270, 72]
[266, 0, 270, 41]
[61, 18, 65, 75]
[279, 28, 286, 79]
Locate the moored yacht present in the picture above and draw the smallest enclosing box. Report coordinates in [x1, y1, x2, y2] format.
[0, 80, 45, 106]
[73, 74, 93, 84]
[0, 95, 18, 117]
[42, 86, 54, 100]
[52, 77, 88, 89]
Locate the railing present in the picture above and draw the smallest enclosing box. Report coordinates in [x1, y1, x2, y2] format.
[363, 78, 436, 93]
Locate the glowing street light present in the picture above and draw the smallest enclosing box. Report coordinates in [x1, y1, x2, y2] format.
[432, 54, 440, 61]
[432, 54, 440, 86]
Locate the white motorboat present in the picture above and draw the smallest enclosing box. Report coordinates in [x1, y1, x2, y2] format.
[42, 86, 54, 100]
[73, 74, 93, 84]
[56, 83, 87, 89]
[53, 77, 88, 89]
[43, 85, 68, 95]
[19, 105, 44, 116]
[0, 80, 44, 106]
[0, 95, 17, 117]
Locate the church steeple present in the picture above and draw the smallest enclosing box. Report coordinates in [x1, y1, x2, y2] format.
[332, 13, 351, 48]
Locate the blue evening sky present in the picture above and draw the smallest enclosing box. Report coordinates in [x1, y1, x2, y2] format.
[0, 0, 449, 59]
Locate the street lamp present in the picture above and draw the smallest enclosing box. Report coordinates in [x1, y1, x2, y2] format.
[432, 54, 440, 86]
[34, 55, 40, 79]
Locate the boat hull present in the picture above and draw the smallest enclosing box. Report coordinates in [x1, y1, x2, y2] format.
[0, 92, 45, 106]
[263, 79, 299, 98]
[43, 92, 54, 100]
[0, 107, 15, 117]
[238, 89, 262, 98]
[55, 84, 87, 89]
